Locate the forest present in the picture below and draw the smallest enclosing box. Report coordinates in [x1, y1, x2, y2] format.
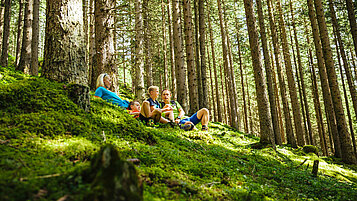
[1, 0, 357, 200]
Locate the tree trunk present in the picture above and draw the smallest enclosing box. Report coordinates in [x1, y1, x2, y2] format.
[183, 0, 199, 114]
[207, 41, 216, 121]
[0, 0, 4, 47]
[172, 0, 188, 111]
[236, 21, 248, 133]
[314, 0, 356, 164]
[134, 0, 145, 99]
[208, 11, 222, 122]
[243, 0, 275, 146]
[290, 0, 314, 145]
[17, 0, 32, 73]
[267, 0, 296, 147]
[143, 0, 152, 87]
[167, 0, 176, 100]
[256, 0, 281, 145]
[161, 0, 168, 89]
[88, 0, 95, 89]
[246, 73, 253, 134]
[345, 0, 357, 59]
[194, 0, 202, 109]
[199, 0, 207, 109]
[93, 0, 117, 91]
[42, 0, 87, 85]
[0, 0, 11, 67]
[217, 0, 238, 130]
[307, 0, 341, 157]
[15, 0, 23, 66]
[30, 0, 39, 76]
[276, 0, 305, 146]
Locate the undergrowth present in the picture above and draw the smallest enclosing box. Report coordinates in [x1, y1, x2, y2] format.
[1, 65, 357, 200]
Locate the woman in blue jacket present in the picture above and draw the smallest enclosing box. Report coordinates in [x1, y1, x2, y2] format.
[94, 73, 129, 109]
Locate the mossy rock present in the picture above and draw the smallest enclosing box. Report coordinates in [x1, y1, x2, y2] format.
[84, 144, 143, 201]
[303, 145, 319, 156]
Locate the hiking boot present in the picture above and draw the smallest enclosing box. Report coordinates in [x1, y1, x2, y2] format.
[180, 124, 194, 131]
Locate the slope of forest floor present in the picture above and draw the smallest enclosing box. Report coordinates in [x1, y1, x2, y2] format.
[1, 65, 357, 200]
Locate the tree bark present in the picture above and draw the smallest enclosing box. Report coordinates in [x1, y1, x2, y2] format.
[143, 0, 152, 87]
[256, 0, 281, 145]
[134, 0, 145, 99]
[0, 0, 11, 67]
[199, 0, 207, 109]
[161, 0, 168, 89]
[30, 0, 39, 76]
[42, 0, 87, 85]
[15, 0, 23, 66]
[207, 41, 216, 121]
[243, 0, 275, 146]
[183, 0, 199, 114]
[172, 0, 188, 111]
[345, 0, 357, 59]
[17, 0, 33, 73]
[0, 0, 4, 47]
[307, 0, 341, 157]
[194, 0, 202, 109]
[208, 11, 222, 122]
[167, 0, 176, 99]
[88, 0, 95, 88]
[314, 0, 356, 164]
[276, 0, 305, 146]
[267, 0, 296, 147]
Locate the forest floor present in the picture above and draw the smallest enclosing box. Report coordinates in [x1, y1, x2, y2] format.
[1, 65, 357, 200]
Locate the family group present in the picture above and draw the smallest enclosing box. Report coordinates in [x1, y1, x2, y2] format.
[94, 73, 210, 131]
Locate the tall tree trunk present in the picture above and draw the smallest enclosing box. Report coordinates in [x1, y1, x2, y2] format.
[88, 0, 95, 89]
[290, 0, 314, 145]
[217, 0, 238, 130]
[267, 0, 296, 147]
[30, 0, 39, 76]
[42, 0, 87, 85]
[167, 0, 176, 99]
[256, 0, 281, 145]
[134, 0, 145, 99]
[246, 73, 253, 134]
[350, 48, 357, 82]
[161, 0, 168, 89]
[183, 0, 199, 114]
[314, 0, 356, 164]
[276, 0, 305, 146]
[329, 0, 357, 129]
[15, 0, 23, 66]
[0, 0, 4, 47]
[83, 0, 89, 69]
[221, 58, 228, 124]
[172, 0, 188, 111]
[208, 11, 222, 122]
[307, 0, 341, 157]
[334, 33, 357, 157]
[207, 41, 216, 121]
[194, 0, 202, 109]
[236, 21, 248, 132]
[143, 0, 152, 87]
[345, 0, 357, 59]
[199, 0, 207, 108]
[0, 0, 11, 67]
[243, 0, 275, 146]
[17, 0, 33, 73]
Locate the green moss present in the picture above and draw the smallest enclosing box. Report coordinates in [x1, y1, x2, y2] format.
[303, 145, 319, 156]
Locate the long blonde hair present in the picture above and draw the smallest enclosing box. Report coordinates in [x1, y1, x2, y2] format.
[96, 73, 108, 89]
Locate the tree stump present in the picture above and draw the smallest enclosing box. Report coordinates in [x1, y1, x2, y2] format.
[84, 144, 143, 201]
[312, 160, 319, 177]
[67, 84, 90, 112]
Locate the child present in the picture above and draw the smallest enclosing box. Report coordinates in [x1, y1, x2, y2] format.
[127, 101, 141, 119]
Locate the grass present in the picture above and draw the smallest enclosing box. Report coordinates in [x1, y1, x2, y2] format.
[1, 65, 357, 200]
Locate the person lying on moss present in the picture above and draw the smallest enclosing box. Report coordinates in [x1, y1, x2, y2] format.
[94, 73, 129, 109]
[160, 89, 209, 131]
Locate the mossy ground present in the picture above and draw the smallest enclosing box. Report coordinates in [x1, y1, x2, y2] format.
[1, 66, 357, 200]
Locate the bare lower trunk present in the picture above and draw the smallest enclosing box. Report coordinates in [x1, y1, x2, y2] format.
[17, 0, 33, 73]
[30, 0, 39, 76]
[135, 0, 145, 99]
[0, 0, 11, 67]
[15, 0, 23, 66]
[167, 0, 176, 99]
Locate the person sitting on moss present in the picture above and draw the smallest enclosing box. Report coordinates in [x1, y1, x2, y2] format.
[127, 101, 141, 119]
[139, 86, 175, 126]
[160, 89, 209, 131]
[94, 73, 129, 109]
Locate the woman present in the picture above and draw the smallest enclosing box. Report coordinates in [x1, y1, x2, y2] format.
[94, 73, 129, 109]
